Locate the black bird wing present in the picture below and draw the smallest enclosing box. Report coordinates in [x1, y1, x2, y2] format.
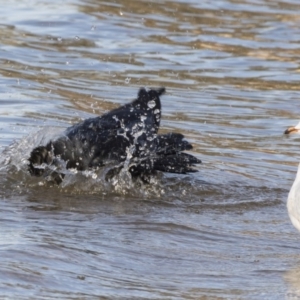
[52, 88, 165, 169]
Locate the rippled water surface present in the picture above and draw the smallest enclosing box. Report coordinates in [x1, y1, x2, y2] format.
[1, 0, 300, 298]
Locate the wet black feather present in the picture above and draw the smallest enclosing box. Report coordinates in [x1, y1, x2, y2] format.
[28, 87, 201, 183]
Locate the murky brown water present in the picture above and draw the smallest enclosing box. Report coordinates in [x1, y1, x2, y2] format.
[1, 0, 300, 298]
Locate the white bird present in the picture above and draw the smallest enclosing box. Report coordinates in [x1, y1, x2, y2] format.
[285, 121, 300, 134]
[287, 164, 300, 232]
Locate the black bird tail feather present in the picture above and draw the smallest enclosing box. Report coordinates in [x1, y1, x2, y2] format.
[130, 133, 201, 175]
[154, 153, 200, 174]
[154, 133, 201, 174]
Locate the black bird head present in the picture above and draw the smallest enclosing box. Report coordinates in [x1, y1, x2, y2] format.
[28, 145, 52, 176]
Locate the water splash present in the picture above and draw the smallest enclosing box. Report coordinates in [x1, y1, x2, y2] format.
[0, 126, 163, 196]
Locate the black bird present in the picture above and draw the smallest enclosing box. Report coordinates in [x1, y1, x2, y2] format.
[28, 88, 201, 183]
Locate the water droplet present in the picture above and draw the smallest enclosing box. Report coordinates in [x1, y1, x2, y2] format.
[147, 100, 156, 109]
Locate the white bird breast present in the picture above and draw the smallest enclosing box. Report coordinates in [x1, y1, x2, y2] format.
[287, 163, 300, 232]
